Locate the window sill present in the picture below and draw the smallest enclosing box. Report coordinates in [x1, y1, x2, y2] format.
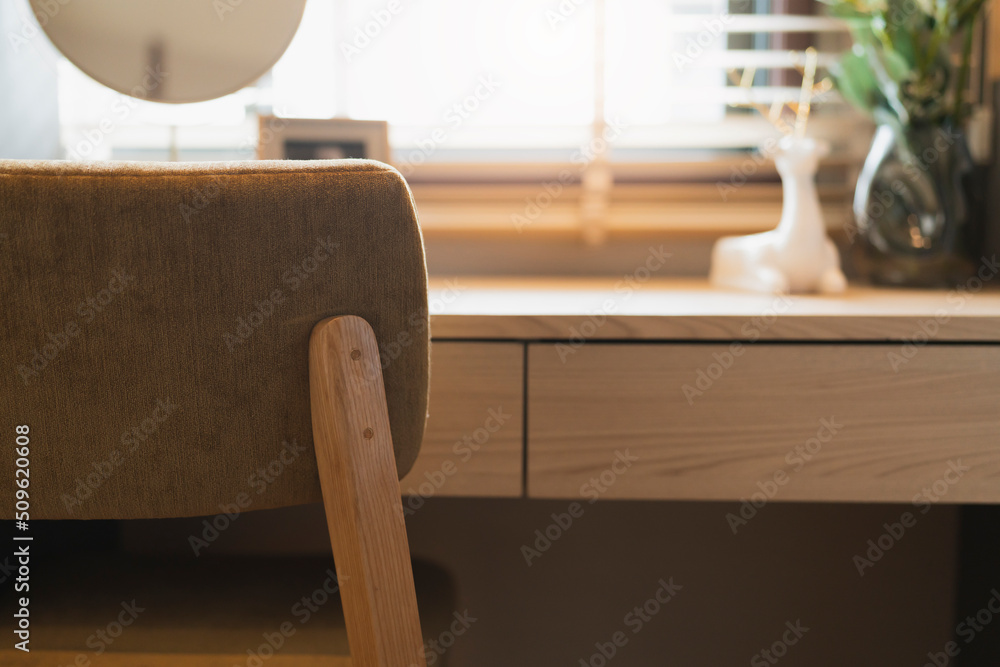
[413, 180, 853, 240]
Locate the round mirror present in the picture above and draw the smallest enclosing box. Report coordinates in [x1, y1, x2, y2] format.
[31, 0, 308, 103]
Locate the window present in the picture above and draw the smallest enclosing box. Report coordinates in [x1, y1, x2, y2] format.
[53, 0, 873, 236]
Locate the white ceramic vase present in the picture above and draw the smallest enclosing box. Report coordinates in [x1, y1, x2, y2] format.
[710, 135, 846, 294]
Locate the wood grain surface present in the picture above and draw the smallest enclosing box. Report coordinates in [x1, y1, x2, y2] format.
[401, 342, 524, 498]
[310, 316, 426, 667]
[429, 277, 1000, 342]
[529, 342, 1000, 503]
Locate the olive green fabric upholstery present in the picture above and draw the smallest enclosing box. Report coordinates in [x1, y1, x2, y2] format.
[0, 159, 428, 520]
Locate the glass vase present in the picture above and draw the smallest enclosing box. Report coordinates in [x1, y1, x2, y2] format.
[853, 123, 983, 287]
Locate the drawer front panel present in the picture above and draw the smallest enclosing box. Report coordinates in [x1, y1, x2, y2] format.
[401, 342, 523, 498]
[528, 343, 1000, 503]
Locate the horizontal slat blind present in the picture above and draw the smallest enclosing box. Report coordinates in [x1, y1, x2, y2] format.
[55, 0, 860, 156]
[691, 50, 840, 70]
[50, 0, 878, 236]
[409, 178, 855, 236]
[667, 14, 846, 32]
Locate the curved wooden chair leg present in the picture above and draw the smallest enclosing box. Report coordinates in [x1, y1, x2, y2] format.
[309, 315, 427, 667]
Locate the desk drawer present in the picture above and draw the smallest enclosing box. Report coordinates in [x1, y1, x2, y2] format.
[401, 342, 523, 498]
[528, 343, 1000, 503]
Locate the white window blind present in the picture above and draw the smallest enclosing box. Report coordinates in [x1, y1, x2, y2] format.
[48, 0, 879, 236]
[54, 0, 864, 155]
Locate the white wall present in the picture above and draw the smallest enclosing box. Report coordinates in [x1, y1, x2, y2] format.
[0, 1, 60, 159]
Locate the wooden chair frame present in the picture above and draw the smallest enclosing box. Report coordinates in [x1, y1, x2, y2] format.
[8, 316, 427, 667]
[309, 315, 427, 667]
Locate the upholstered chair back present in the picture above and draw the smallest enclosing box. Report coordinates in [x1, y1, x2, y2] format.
[0, 160, 429, 520]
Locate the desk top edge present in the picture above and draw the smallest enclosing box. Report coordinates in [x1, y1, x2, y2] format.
[427, 277, 1000, 342]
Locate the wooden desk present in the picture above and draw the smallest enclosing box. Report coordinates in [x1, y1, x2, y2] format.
[403, 277, 1000, 504]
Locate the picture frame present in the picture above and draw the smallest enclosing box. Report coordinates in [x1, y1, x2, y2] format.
[256, 116, 390, 163]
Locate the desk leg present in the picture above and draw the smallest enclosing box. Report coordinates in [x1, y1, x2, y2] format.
[955, 505, 1000, 665]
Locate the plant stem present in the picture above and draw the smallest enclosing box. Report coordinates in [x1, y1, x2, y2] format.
[954, 19, 976, 125]
[922, 7, 950, 80]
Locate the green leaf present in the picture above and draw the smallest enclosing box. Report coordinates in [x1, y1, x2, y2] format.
[831, 49, 894, 118]
[879, 46, 914, 82]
